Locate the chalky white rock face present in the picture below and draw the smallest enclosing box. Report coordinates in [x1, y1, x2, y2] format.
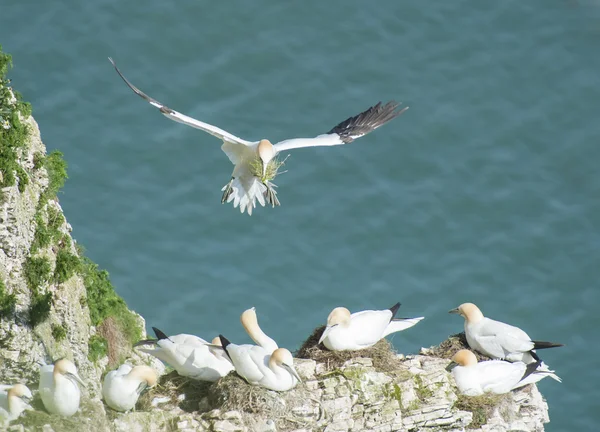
[113, 355, 549, 432]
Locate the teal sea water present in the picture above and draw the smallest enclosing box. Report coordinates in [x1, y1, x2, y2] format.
[2, 1, 600, 429]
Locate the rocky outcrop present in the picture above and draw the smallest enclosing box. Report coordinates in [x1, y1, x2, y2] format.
[0, 49, 550, 432]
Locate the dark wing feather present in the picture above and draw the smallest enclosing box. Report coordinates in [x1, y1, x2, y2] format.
[328, 101, 408, 143]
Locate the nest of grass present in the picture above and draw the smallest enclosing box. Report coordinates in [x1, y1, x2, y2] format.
[208, 372, 287, 415]
[249, 156, 286, 182]
[296, 325, 404, 373]
[454, 393, 509, 429]
[421, 332, 491, 361]
[136, 370, 212, 413]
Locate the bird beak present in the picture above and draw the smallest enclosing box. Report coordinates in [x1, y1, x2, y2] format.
[282, 363, 302, 383]
[22, 395, 33, 404]
[67, 372, 87, 388]
[445, 361, 458, 372]
[448, 307, 460, 314]
[318, 326, 334, 345]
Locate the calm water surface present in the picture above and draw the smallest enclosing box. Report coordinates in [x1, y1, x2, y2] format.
[2, 1, 600, 430]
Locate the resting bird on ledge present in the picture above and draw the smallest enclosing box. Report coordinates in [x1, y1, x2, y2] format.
[109, 58, 408, 215]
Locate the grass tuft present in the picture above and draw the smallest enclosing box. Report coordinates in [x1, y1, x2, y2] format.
[421, 332, 491, 362]
[51, 323, 67, 341]
[0, 278, 17, 316]
[29, 292, 53, 327]
[296, 325, 403, 373]
[248, 156, 286, 183]
[23, 256, 52, 290]
[454, 393, 507, 429]
[54, 249, 80, 283]
[88, 334, 108, 362]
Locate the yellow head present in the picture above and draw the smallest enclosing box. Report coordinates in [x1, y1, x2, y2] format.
[448, 302, 484, 323]
[129, 365, 158, 387]
[257, 139, 275, 177]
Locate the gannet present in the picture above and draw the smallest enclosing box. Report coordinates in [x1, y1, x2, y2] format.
[219, 335, 301, 391]
[39, 359, 86, 416]
[109, 58, 408, 215]
[102, 364, 158, 412]
[240, 307, 278, 353]
[318, 302, 424, 351]
[447, 349, 559, 396]
[134, 327, 233, 381]
[449, 302, 563, 363]
[0, 384, 32, 422]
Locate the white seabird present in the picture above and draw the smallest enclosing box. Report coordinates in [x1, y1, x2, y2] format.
[447, 349, 559, 396]
[102, 364, 158, 412]
[449, 302, 563, 363]
[39, 359, 86, 416]
[318, 302, 424, 351]
[109, 58, 408, 215]
[0, 384, 32, 423]
[219, 335, 301, 391]
[135, 327, 234, 382]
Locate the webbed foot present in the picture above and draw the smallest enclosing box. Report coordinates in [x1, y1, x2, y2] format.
[221, 177, 234, 203]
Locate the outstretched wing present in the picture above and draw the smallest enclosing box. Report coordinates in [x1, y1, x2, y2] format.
[108, 58, 255, 146]
[273, 101, 407, 152]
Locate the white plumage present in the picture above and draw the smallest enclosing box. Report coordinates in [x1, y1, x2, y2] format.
[109, 58, 407, 215]
[449, 303, 563, 368]
[318, 302, 424, 351]
[39, 359, 86, 417]
[135, 327, 233, 382]
[219, 336, 301, 392]
[448, 350, 559, 396]
[103, 364, 158, 412]
[0, 384, 32, 423]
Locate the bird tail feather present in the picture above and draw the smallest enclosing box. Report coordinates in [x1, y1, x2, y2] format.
[382, 317, 424, 338]
[532, 340, 564, 350]
[222, 177, 269, 215]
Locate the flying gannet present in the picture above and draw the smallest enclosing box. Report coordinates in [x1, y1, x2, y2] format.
[219, 335, 301, 391]
[102, 364, 158, 412]
[109, 58, 407, 215]
[449, 302, 563, 364]
[134, 327, 234, 382]
[318, 302, 424, 351]
[447, 349, 560, 396]
[0, 384, 32, 423]
[39, 359, 86, 416]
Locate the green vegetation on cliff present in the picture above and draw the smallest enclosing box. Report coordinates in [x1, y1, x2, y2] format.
[0, 44, 31, 193]
[1, 44, 141, 366]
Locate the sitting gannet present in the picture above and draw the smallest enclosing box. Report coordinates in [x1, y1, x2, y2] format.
[135, 327, 233, 381]
[318, 302, 424, 351]
[449, 302, 563, 363]
[103, 364, 158, 412]
[109, 58, 408, 215]
[39, 359, 86, 416]
[447, 349, 559, 396]
[0, 384, 32, 423]
[219, 335, 301, 391]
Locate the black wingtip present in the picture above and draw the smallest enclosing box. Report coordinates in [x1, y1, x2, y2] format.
[389, 302, 402, 319]
[529, 350, 541, 362]
[521, 359, 543, 382]
[532, 340, 564, 350]
[152, 327, 169, 341]
[327, 101, 407, 143]
[219, 335, 233, 361]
